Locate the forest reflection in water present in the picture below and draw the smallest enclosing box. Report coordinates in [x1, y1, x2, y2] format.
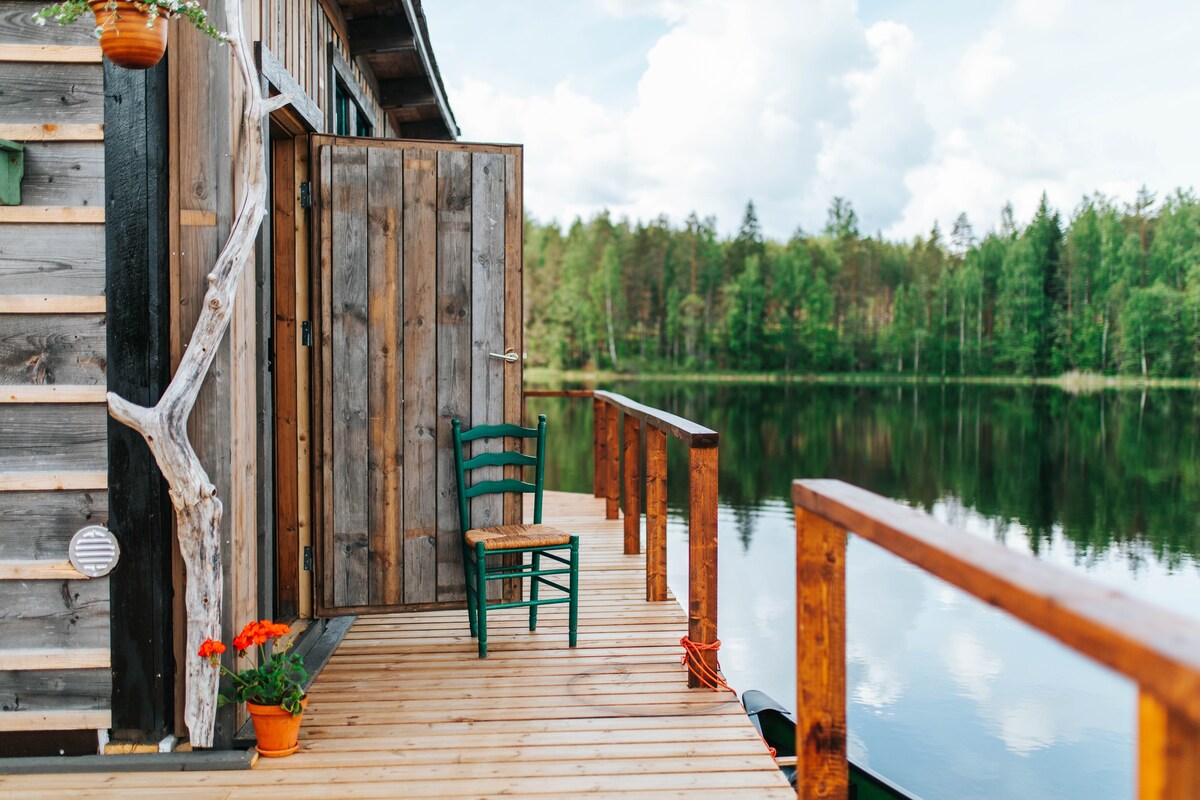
[527, 381, 1200, 800]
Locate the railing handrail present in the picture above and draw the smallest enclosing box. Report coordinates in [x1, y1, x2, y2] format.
[524, 386, 720, 688]
[795, 479, 1200, 719]
[792, 477, 1200, 799]
[523, 388, 719, 446]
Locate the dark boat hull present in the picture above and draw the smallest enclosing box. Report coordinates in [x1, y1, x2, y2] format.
[741, 689, 917, 800]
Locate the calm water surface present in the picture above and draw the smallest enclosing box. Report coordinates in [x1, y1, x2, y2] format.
[526, 381, 1200, 800]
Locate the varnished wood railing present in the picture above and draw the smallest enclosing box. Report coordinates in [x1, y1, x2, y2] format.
[525, 388, 719, 687]
[792, 479, 1200, 800]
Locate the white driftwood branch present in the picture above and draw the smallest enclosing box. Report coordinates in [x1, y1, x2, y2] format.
[107, 0, 292, 748]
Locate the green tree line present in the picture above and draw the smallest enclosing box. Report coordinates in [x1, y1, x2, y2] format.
[525, 188, 1200, 377]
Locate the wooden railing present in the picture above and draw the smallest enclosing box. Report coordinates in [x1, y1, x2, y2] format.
[525, 388, 719, 687]
[792, 479, 1200, 800]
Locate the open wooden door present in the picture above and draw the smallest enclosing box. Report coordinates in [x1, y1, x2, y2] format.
[311, 136, 523, 616]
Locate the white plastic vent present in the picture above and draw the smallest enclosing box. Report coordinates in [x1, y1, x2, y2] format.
[68, 525, 120, 578]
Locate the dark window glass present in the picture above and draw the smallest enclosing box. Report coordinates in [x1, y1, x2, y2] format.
[334, 85, 351, 136]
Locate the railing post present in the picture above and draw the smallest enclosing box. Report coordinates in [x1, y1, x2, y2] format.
[1139, 690, 1200, 799]
[645, 425, 668, 601]
[592, 398, 604, 497]
[605, 404, 620, 520]
[623, 414, 642, 554]
[795, 505, 849, 800]
[687, 445, 718, 688]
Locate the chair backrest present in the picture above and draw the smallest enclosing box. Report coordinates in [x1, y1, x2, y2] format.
[451, 415, 547, 533]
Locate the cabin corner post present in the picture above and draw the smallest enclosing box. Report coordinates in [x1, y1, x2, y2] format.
[105, 0, 293, 748]
[622, 414, 642, 554]
[1138, 691, 1200, 800]
[687, 444, 718, 688]
[794, 502, 849, 800]
[105, 56, 174, 741]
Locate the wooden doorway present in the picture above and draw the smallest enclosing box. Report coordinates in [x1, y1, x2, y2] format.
[311, 136, 524, 616]
[267, 109, 314, 621]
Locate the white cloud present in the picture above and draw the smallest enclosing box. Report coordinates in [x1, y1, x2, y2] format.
[443, 0, 1200, 239]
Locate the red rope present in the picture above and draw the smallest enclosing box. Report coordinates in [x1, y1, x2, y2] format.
[679, 636, 735, 693]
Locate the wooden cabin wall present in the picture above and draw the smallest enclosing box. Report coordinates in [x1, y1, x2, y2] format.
[0, 4, 111, 737]
[166, 0, 397, 743]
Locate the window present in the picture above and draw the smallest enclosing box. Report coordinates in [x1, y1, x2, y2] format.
[329, 44, 375, 138]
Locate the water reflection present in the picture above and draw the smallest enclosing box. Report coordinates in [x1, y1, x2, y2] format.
[527, 381, 1200, 799]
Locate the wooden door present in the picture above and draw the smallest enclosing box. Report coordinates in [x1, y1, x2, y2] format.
[312, 136, 523, 615]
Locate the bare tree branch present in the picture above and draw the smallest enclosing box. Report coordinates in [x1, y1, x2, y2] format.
[105, 0, 291, 747]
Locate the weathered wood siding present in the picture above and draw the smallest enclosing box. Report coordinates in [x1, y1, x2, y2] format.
[315, 137, 522, 615]
[1, 0, 448, 744]
[0, 3, 111, 735]
[167, 1, 400, 743]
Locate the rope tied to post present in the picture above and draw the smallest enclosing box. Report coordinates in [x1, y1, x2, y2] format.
[680, 636, 735, 693]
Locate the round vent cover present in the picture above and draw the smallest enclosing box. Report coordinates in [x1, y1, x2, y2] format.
[68, 525, 120, 578]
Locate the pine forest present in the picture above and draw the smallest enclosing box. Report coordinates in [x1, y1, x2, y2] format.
[524, 189, 1200, 378]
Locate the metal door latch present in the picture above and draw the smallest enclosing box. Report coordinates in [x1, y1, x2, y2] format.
[488, 349, 519, 363]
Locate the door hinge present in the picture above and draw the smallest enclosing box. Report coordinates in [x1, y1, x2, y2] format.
[303, 546, 313, 572]
[299, 181, 313, 209]
[300, 320, 313, 347]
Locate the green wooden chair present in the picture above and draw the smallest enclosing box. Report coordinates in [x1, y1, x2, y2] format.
[451, 414, 579, 658]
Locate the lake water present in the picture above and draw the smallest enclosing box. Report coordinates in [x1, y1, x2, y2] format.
[525, 381, 1200, 800]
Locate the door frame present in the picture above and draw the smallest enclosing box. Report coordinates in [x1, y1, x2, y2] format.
[265, 106, 316, 622]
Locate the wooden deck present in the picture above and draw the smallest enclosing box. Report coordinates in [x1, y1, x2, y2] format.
[2, 491, 793, 799]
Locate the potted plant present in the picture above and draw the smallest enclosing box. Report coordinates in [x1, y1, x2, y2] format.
[199, 620, 309, 757]
[34, 1, 228, 70]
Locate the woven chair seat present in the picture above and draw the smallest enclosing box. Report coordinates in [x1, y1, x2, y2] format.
[465, 523, 572, 551]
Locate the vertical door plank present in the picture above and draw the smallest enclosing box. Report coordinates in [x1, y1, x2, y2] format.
[645, 425, 668, 601]
[469, 152, 506, 531]
[794, 506, 849, 799]
[502, 150, 523, 525]
[501, 151, 523, 600]
[402, 147, 438, 605]
[271, 136, 300, 620]
[330, 144, 369, 608]
[366, 146, 403, 606]
[316, 144, 334, 611]
[435, 149, 472, 603]
[294, 141, 315, 619]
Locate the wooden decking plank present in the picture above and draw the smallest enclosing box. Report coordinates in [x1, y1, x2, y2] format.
[19, 492, 790, 798]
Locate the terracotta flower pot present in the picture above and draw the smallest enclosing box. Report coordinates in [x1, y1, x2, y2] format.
[246, 696, 308, 757]
[88, 1, 168, 70]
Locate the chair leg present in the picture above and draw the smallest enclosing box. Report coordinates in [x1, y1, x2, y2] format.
[475, 542, 489, 658]
[464, 546, 478, 638]
[529, 552, 540, 631]
[568, 537, 579, 648]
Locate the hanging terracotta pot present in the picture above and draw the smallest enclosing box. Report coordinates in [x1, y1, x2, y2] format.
[88, 1, 168, 70]
[245, 696, 308, 758]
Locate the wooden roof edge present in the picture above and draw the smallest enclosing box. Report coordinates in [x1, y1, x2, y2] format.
[403, 0, 460, 140]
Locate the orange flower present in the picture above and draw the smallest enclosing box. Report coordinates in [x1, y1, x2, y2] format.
[197, 638, 226, 666]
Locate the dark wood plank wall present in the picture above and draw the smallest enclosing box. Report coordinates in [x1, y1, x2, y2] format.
[0, 0, 438, 744]
[0, 2, 112, 737]
[317, 138, 521, 614]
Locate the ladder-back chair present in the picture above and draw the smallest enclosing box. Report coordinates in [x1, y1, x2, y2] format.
[451, 414, 579, 658]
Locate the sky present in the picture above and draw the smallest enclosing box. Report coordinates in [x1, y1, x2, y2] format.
[422, 0, 1200, 241]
